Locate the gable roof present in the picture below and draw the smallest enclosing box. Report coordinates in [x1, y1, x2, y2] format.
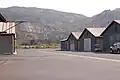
[61, 32, 82, 42]
[100, 20, 120, 36]
[71, 32, 82, 39]
[60, 38, 67, 42]
[114, 20, 120, 24]
[0, 22, 15, 34]
[0, 13, 6, 22]
[86, 27, 106, 37]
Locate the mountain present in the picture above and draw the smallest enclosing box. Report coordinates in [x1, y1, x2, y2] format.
[0, 7, 91, 44]
[0, 7, 120, 44]
[90, 9, 120, 27]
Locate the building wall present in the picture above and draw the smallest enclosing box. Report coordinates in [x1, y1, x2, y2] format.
[0, 34, 15, 54]
[61, 41, 67, 51]
[68, 34, 78, 51]
[102, 22, 120, 51]
[78, 29, 96, 52]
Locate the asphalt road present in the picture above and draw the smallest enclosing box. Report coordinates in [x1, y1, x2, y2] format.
[0, 49, 120, 80]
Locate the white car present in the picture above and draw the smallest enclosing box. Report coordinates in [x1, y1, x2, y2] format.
[110, 42, 120, 53]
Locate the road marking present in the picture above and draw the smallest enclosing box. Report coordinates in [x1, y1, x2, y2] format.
[0, 60, 7, 65]
[56, 53, 120, 62]
[40, 51, 120, 62]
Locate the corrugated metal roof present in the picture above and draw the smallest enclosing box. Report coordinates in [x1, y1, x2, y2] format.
[0, 13, 6, 22]
[86, 27, 106, 37]
[71, 32, 82, 39]
[0, 22, 15, 34]
[61, 32, 82, 42]
[60, 38, 68, 41]
[114, 20, 120, 24]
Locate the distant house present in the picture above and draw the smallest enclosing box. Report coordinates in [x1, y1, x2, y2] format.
[78, 28, 105, 52]
[101, 20, 120, 52]
[61, 32, 82, 51]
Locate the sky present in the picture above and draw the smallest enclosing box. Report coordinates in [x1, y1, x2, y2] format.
[0, 0, 120, 17]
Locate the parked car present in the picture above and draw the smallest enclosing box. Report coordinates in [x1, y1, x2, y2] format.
[94, 44, 102, 52]
[110, 42, 120, 53]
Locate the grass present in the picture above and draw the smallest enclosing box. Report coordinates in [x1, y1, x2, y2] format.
[15, 44, 58, 49]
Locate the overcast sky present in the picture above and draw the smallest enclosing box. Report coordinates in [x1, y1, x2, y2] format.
[0, 0, 120, 17]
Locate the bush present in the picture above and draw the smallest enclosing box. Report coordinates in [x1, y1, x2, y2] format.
[15, 44, 22, 49]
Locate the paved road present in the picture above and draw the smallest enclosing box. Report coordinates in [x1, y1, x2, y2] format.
[0, 49, 120, 80]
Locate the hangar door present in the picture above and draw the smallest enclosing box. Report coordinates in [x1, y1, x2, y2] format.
[84, 38, 91, 51]
[0, 35, 14, 54]
[70, 40, 75, 51]
[66, 42, 69, 50]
